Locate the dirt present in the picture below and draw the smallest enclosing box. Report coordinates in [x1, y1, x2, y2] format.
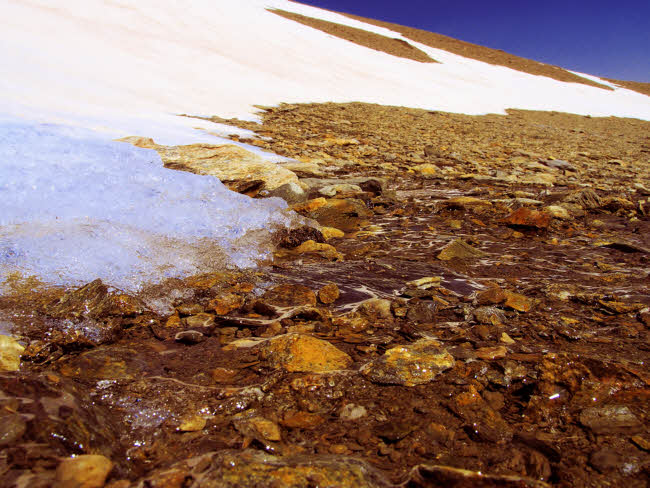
[270, 9, 436, 64]
[1, 103, 649, 487]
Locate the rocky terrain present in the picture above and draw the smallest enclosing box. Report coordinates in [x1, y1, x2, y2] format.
[1, 102, 649, 487]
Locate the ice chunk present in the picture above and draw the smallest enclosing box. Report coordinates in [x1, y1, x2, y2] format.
[0, 117, 291, 291]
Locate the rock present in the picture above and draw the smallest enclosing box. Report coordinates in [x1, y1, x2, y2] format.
[476, 286, 507, 305]
[437, 238, 487, 260]
[259, 334, 352, 372]
[178, 415, 207, 432]
[0, 335, 24, 372]
[318, 283, 340, 304]
[440, 196, 492, 211]
[294, 198, 371, 231]
[339, 404, 368, 421]
[476, 345, 508, 360]
[500, 332, 516, 344]
[261, 283, 317, 307]
[318, 183, 363, 196]
[413, 163, 438, 176]
[409, 464, 550, 487]
[320, 226, 345, 240]
[0, 413, 27, 445]
[360, 338, 455, 386]
[281, 410, 325, 429]
[55, 455, 113, 488]
[209, 293, 245, 315]
[292, 197, 328, 213]
[293, 240, 343, 261]
[184, 313, 215, 328]
[451, 385, 513, 443]
[539, 159, 576, 171]
[564, 188, 602, 210]
[545, 205, 570, 219]
[130, 141, 300, 191]
[262, 181, 306, 204]
[504, 291, 534, 312]
[474, 306, 506, 325]
[579, 405, 642, 434]
[355, 298, 393, 322]
[505, 207, 551, 229]
[174, 330, 206, 344]
[233, 413, 282, 442]
[594, 239, 649, 254]
[277, 226, 325, 248]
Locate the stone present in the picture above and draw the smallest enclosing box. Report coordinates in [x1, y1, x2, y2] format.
[539, 159, 576, 171]
[437, 238, 487, 260]
[185, 313, 215, 328]
[277, 226, 325, 248]
[178, 415, 207, 432]
[504, 291, 534, 312]
[281, 410, 325, 429]
[451, 385, 513, 443]
[259, 334, 352, 372]
[127, 141, 300, 191]
[174, 330, 206, 344]
[209, 293, 245, 315]
[505, 207, 551, 229]
[55, 455, 113, 488]
[0, 335, 24, 372]
[321, 226, 345, 240]
[234, 414, 282, 442]
[261, 283, 317, 307]
[360, 338, 455, 386]
[262, 181, 306, 204]
[0, 414, 26, 445]
[476, 286, 507, 305]
[545, 205, 570, 219]
[355, 298, 393, 321]
[579, 405, 642, 434]
[409, 464, 550, 487]
[474, 306, 506, 325]
[318, 183, 363, 196]
[413, 163, 438, 175]
[318, 283, 340, 304]
[295, 198, 372, 231]
[294, 240, 343, 261]
[339, 404, 368, 421]
[563, 188, 602, 210]
[476, 345, 508, 360]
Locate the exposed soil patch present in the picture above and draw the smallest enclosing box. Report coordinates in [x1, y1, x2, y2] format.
[2, 103, 649, 487]
[270, 9, 437, 64]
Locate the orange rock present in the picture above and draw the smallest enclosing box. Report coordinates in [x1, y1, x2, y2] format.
[209, 293, 244, 315]
[281, 410, 325, 429]
[504, 291, 534, 312]
[259, 334, 352, 373]
[292, 197, 327, 213]
[318, 283, 340, 304]
[505, 207, 551, 228]
[261, 284, 317, 307]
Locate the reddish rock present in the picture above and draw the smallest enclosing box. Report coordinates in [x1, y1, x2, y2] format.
[505, 207, 551, 229]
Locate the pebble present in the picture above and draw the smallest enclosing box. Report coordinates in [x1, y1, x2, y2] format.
[360, 338, 455, 386]
[55, 455, 113, 488]
[259, 333, 352, 373]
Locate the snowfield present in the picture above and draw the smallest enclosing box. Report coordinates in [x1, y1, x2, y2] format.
[1, 0, 649, 290]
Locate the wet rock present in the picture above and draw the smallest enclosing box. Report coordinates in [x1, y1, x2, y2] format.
[408, 464, 551, 487]
[473, 306, 506, 325]
[318, 283, 340, 304]
[545, 205, 570, 219]
[178, 415, 207, 432]
[209, 293, 244, 315]
[0, 335, 24, 372]
[262, 181, 306, 204]
[134, 450, 389, 488]
[361, 338, 454, 386]
[318, 183, 363, 197]
[504, 207, 551, 229]
[339, 404, 368, 421]
[504, 291, 535, 312]
[406, 299, 439, 323]
[355, 298, 393, 322]
[294, 198, 372, 231]
[55, 454, 113, 488]
[184, 313, 215, 329]
[451, 385, 513, 443]
[0, 413, 27, 445]
[438, 196, 492, 211]
[174, 330, 206, 344]
[261, 283, 317, 307]
[579, 405, 642, 434]
[564, 188, 602, 210]
[293, 240, 343, 261]
[476, 286, 507, 306]
[280, 410, 325, 429]
[48, 279, 147, 320]
[437, 238, 487, 260]
[476, 345, 508, 360]
[277, 226, 325, 249]
[320, 226, 345, 240]
[259, 334, 352, 372]
[233, 412, 282, 442]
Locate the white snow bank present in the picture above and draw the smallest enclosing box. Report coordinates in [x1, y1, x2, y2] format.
[0, 118, 292, 292]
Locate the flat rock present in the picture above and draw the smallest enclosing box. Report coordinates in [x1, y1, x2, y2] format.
[437, 238, 487, 260]
[261, 283, 317, 307]
[360, 338, 455, 386]
[505, 207, 551, 229]
[55, 454, 113, 488]
[579, 405, 642, 434]
[259, 334, 352, 372]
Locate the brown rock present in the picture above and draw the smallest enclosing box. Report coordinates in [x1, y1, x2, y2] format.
[437, 238, 487, 260]
[261, 284, 317, 307]
[209, 293, 245, 315]
[476, 345, 508, 360]
[505, 207, 551, 229]
[294, 240, 344, 261]
[281, 411, 325, 429]
[259, 334, 352, 372]
[318, 283, 340, 304]
[0, 335, 24, 372]
[277, 226, 325, 248]
[360, 338, 455, 386]
[55, 455, 113, 488]
[451, 385, 513, 443]
[504, 291, 534, 312]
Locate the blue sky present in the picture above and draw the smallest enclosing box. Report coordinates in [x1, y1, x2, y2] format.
[297, 0, 650, 82]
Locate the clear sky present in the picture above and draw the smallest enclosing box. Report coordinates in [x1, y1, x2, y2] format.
[297, 0, 650, 82]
